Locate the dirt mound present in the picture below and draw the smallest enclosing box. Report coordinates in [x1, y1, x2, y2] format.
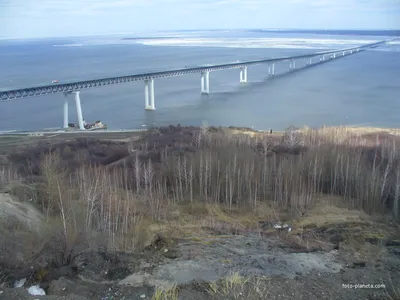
[0, 193, 43, 232]
[0, 192, 47, 286]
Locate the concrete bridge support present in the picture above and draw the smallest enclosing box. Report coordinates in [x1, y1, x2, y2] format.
[240, 66, 248, 84]
[268, 63, 275, 76]
[201, 71, 210, 94]
[74, 91, 85, 130]
[289, 59, 296, 71]
[63, 93, 69, 129]
[144, 79, 155, 110]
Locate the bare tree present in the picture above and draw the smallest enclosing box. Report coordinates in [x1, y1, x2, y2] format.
[283, 125, 303, 151]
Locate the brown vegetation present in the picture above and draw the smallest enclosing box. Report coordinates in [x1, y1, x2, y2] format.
[0, 125, 400, 291]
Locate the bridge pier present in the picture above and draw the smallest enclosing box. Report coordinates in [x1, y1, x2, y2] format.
[290, 59, 296, 71]
[74, 91, 85, 130]
[201, 71, 210, 94]
[240, 67, 248, 83]
[144, 79, 156, 110]
[63, 93, 69, 129]
[268, 63, 275, 76]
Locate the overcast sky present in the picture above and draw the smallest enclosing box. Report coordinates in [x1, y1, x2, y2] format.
[1, 0, 400, 38]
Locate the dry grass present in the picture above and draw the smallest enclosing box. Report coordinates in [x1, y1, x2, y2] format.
[285, 195, 398, 256]
[300, 125, 400, 147]
[157, 201, 289, 241]
[208, 272, 249, 298]
[312, 125, 400, 135]
[385, 275, 400, 300]
[291, 196, 369, 229]
[208, 272, 270, 299]
[151, 284, 179, 300]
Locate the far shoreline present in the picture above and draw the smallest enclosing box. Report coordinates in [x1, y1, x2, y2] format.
[2, 124, 400, 137]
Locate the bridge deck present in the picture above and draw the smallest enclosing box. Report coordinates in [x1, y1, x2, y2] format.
[0, 40, 390, 101]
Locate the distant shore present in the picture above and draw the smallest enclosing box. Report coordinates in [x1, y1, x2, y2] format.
[122, 36, 180, 40]
[2, 124, 400, 137]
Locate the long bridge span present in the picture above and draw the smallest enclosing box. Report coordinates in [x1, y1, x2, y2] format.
[0, 39, 392, 130]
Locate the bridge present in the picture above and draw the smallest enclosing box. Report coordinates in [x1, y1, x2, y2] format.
[0, 39, 392, 130]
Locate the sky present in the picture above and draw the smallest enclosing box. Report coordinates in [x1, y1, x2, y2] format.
[1, 0, 400, 38]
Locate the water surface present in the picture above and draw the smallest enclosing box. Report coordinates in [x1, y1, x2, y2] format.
[0, 30, 399, 132]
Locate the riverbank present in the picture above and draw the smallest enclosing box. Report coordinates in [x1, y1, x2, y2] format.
[0, 125, 399, 299]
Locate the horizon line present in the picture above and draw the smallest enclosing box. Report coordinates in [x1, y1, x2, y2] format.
[1, 28, 399, 41]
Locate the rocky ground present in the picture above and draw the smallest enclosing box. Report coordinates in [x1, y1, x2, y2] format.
[1, 216, 399, 300]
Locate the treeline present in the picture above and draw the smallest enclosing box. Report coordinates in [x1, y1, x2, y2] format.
[1, 125, 399, 276]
